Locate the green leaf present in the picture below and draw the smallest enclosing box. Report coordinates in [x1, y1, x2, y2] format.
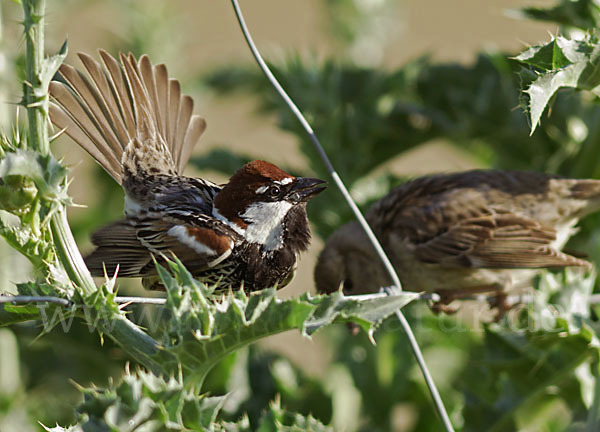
[461, 323, 593, 432]
[255, 399, 332, 432]
[515, 34, 600, 133]
[39, 40, 67, 94]
[225, 347, 332, 427]
[156, 257, 417, 386]
[0, 304, 43, 327]
[48, 369, 227, 432]
[0, 216, 54, 270]
[0, 149, 44, 181]
[514, 38, 572, 71]
[49, 368, 332, 431]
[42, 425, 79, 432]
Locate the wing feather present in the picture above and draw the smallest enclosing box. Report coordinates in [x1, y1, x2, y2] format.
[86, 220, 151, 276]
[414, 213, 589, 269]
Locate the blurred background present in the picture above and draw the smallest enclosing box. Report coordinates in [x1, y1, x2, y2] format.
[3, 0, 599, 431]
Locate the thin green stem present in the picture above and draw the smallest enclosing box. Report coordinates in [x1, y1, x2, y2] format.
[97, 313, 175, 376]
[22, 0, 47, 155]
[19, 0, 172, 376]
[22, 0, 97, 295]
[50, 208, 96, 296]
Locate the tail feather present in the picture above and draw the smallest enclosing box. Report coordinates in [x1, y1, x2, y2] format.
[49, 49, 207, 184]
[181, 116, 207, 171]
[55, 63, 125, 158]
[49, 82, 123, 180]
[76, 53, 133, 153]
[95, 50, 137, 139]
[167, 78, 181, 160]
[570, 179, 600, 200]
[120, 52, 154, 134]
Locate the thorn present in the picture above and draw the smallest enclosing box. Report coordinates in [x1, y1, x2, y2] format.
[49, 126, 67, 142]
[118, 301, 134, 311]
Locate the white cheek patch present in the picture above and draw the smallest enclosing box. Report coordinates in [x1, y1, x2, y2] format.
[241, 201, 293, 250]
[167, 225, 217, 256]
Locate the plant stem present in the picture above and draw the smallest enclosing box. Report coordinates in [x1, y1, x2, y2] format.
[50, 208, 96, 296]
[19, 0, 172, 374]
[96, 313, 175, 376]
[22, 0, 48, 156]
[22, 0, 97, 295]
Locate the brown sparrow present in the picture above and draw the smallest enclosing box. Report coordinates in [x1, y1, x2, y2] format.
[49, 50, 326, 291]
[314, 170, 599, 310]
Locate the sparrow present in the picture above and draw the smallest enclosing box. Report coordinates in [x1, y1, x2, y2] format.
[49, 50, 326, 291]
[314, 170, 600, 311]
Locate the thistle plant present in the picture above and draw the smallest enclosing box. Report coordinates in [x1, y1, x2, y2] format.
[0, 1, 417, 429]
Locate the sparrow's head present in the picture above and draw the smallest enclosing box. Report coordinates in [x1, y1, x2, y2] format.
[315, 221, 390, 296]
[213, 160, 326, 251]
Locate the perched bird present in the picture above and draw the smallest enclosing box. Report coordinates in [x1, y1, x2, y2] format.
[49, 50, 326, 291]
[315, 170, 600, 311]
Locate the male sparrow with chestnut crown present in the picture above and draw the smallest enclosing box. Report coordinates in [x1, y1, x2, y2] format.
[315, 170, 600, 307]
[49, 50, 326, 291]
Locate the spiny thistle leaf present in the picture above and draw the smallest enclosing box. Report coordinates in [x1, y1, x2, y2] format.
[213, 417, 251, 432]
[514, 34, 600, 133]
[45, 369, 332, 431]
[253, 398, 332, 431]
[44, 369, 227, 432]
[156, 257, 417, 385]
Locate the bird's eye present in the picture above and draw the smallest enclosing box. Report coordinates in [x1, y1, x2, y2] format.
[268, 185, 281, 197]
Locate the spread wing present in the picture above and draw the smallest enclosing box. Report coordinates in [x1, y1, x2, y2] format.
[85, 216, 235, 277]
[412, 212, 589, 269]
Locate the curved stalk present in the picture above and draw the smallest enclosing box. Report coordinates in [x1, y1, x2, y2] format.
[19, 0, 171, 376]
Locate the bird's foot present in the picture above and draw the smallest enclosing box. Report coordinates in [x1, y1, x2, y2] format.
[488, 292, 516, 322]
[428, 291, 462, 315]
[429, 299, 460, 315]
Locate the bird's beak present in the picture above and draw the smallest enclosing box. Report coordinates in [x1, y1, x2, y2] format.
[287, 177, 327, 202]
